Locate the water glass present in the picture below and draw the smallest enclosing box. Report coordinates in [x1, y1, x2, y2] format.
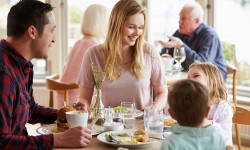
[162, 57, 174, 75]
[144, 107, 164, 134]
[121, 102, 136, 129]
[104, 106, 114, 125]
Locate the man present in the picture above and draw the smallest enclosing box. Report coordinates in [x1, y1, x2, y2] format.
[0, 0, 91, 149]
[159, 2, 227, 80]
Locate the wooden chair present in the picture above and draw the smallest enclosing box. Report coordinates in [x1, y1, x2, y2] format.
[226, 64, 241, 149]
[46, 74, 78, 107]
[226, 64, 237, 105]
[222, 41, 241, 84]
[233, 106, 250, 150]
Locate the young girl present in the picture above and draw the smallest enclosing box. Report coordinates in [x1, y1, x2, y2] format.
[187, 61, 234, 146]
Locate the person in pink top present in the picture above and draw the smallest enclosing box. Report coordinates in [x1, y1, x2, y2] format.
[77, 0, 168, 111]
[187, 61, 234, 146]
[57, 4, 109, 107]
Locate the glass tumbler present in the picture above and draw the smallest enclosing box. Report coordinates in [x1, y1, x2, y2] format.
[120, 102, 136, 129]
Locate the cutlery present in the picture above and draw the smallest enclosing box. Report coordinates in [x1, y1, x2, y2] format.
[88, 114, 101, 128]
[109, 134, 121, 144]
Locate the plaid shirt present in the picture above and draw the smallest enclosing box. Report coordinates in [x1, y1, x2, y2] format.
[0, 40, 58, 150]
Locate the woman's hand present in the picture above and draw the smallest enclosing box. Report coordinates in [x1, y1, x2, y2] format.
[73, 101, 88, 112]
[73, 101, 92, 120]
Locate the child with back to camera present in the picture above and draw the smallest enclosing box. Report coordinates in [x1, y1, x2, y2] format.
[188, 61, 234, 146]
[161, 79, 225, 150]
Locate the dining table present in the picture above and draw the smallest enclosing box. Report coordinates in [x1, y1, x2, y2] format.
[25, 71, 187, 149]
[166, 71, 187, 86]
[26, 118, 163, 150]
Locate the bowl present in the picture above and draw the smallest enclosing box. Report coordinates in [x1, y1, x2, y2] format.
[103, 122, 124, 131]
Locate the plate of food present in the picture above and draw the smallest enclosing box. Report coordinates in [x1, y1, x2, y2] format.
[112, 106, 143, 118]
[36, 124, 104, 136]
[163, 118, 177, 131]
[97, 129, 160, 149]
[36, 105, 104, 135]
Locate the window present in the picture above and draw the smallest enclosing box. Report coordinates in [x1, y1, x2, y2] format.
[214, 0, 250, 87]
[147, 0, 195, 53]
[0, 0, 47, 79]
[66, 0, 117, 53]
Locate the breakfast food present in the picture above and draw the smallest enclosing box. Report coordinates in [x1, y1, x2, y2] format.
[134, 129, 146, 135]
[56, 106, 76, 132]
[105, 129, 156, 144]
[133, 129, 149, 142]
[164, 118, 177, 126]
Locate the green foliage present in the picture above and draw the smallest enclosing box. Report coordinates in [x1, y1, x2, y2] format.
[69, 5, 83, 24]
[222, 41, 233, 62]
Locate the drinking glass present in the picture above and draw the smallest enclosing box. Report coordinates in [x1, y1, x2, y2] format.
[103, 106, 114, 125]
[144, 107, 164, 135]
[173, 46, 186, 70]
[120, 102, 136, 129]
[162, 57, 175, 75]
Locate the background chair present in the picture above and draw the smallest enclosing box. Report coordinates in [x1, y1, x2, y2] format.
[222, 41, 241, 84]
[226, 64, 237, 105]
[226, 64, 241, 150]
[46, 74, 78, 108]
[232, 106, 250, 150]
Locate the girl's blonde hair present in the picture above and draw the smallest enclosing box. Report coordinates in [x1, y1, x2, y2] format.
[81, 4, 109, 39]
[189, 61, 228, 104]
[101, 0, 147, 81]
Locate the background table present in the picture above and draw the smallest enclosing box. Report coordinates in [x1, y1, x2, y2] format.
[166, 71, 187, 86]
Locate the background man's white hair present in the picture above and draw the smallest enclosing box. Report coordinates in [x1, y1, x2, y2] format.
[183, 2, 204, 22]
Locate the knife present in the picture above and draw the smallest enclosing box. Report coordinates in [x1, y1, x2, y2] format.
[88, 113, 101, 128]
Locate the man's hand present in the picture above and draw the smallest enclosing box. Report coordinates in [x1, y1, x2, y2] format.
[159, 36, 184, 48]
[53, 126, 92, 148]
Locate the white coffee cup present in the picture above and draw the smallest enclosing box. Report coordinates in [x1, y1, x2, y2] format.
[66, 111, 88, 128]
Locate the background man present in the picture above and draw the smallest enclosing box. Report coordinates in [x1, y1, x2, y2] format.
[159, 2, 227, 80]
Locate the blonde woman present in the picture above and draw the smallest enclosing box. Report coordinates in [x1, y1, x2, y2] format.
[188, 61, 234, 146]
[57, 4, 109, 107]
[77, 0, 168, 110]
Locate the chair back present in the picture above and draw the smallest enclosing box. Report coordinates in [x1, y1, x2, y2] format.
[46, 74, 78, 107]
[233, 106, 250, 125]
[222, 41, 241, 84]
[232, 106, 250, 150]
[226, 64, 237, 105]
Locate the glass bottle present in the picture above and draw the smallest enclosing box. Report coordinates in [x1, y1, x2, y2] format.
[92, 88, 104, 125]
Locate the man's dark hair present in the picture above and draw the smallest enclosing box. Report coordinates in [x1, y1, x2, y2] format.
[168, 79, 209, 127]
[7, 0, 53, 38]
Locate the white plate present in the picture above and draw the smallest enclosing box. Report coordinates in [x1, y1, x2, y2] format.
[113, 107, 143, 118]
[36, 124, 104, 136]
[97, 130, 160, 149]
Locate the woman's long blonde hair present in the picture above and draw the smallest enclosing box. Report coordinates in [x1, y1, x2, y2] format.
[189, 61, 228, 104]
[101, 0, 147, 81]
